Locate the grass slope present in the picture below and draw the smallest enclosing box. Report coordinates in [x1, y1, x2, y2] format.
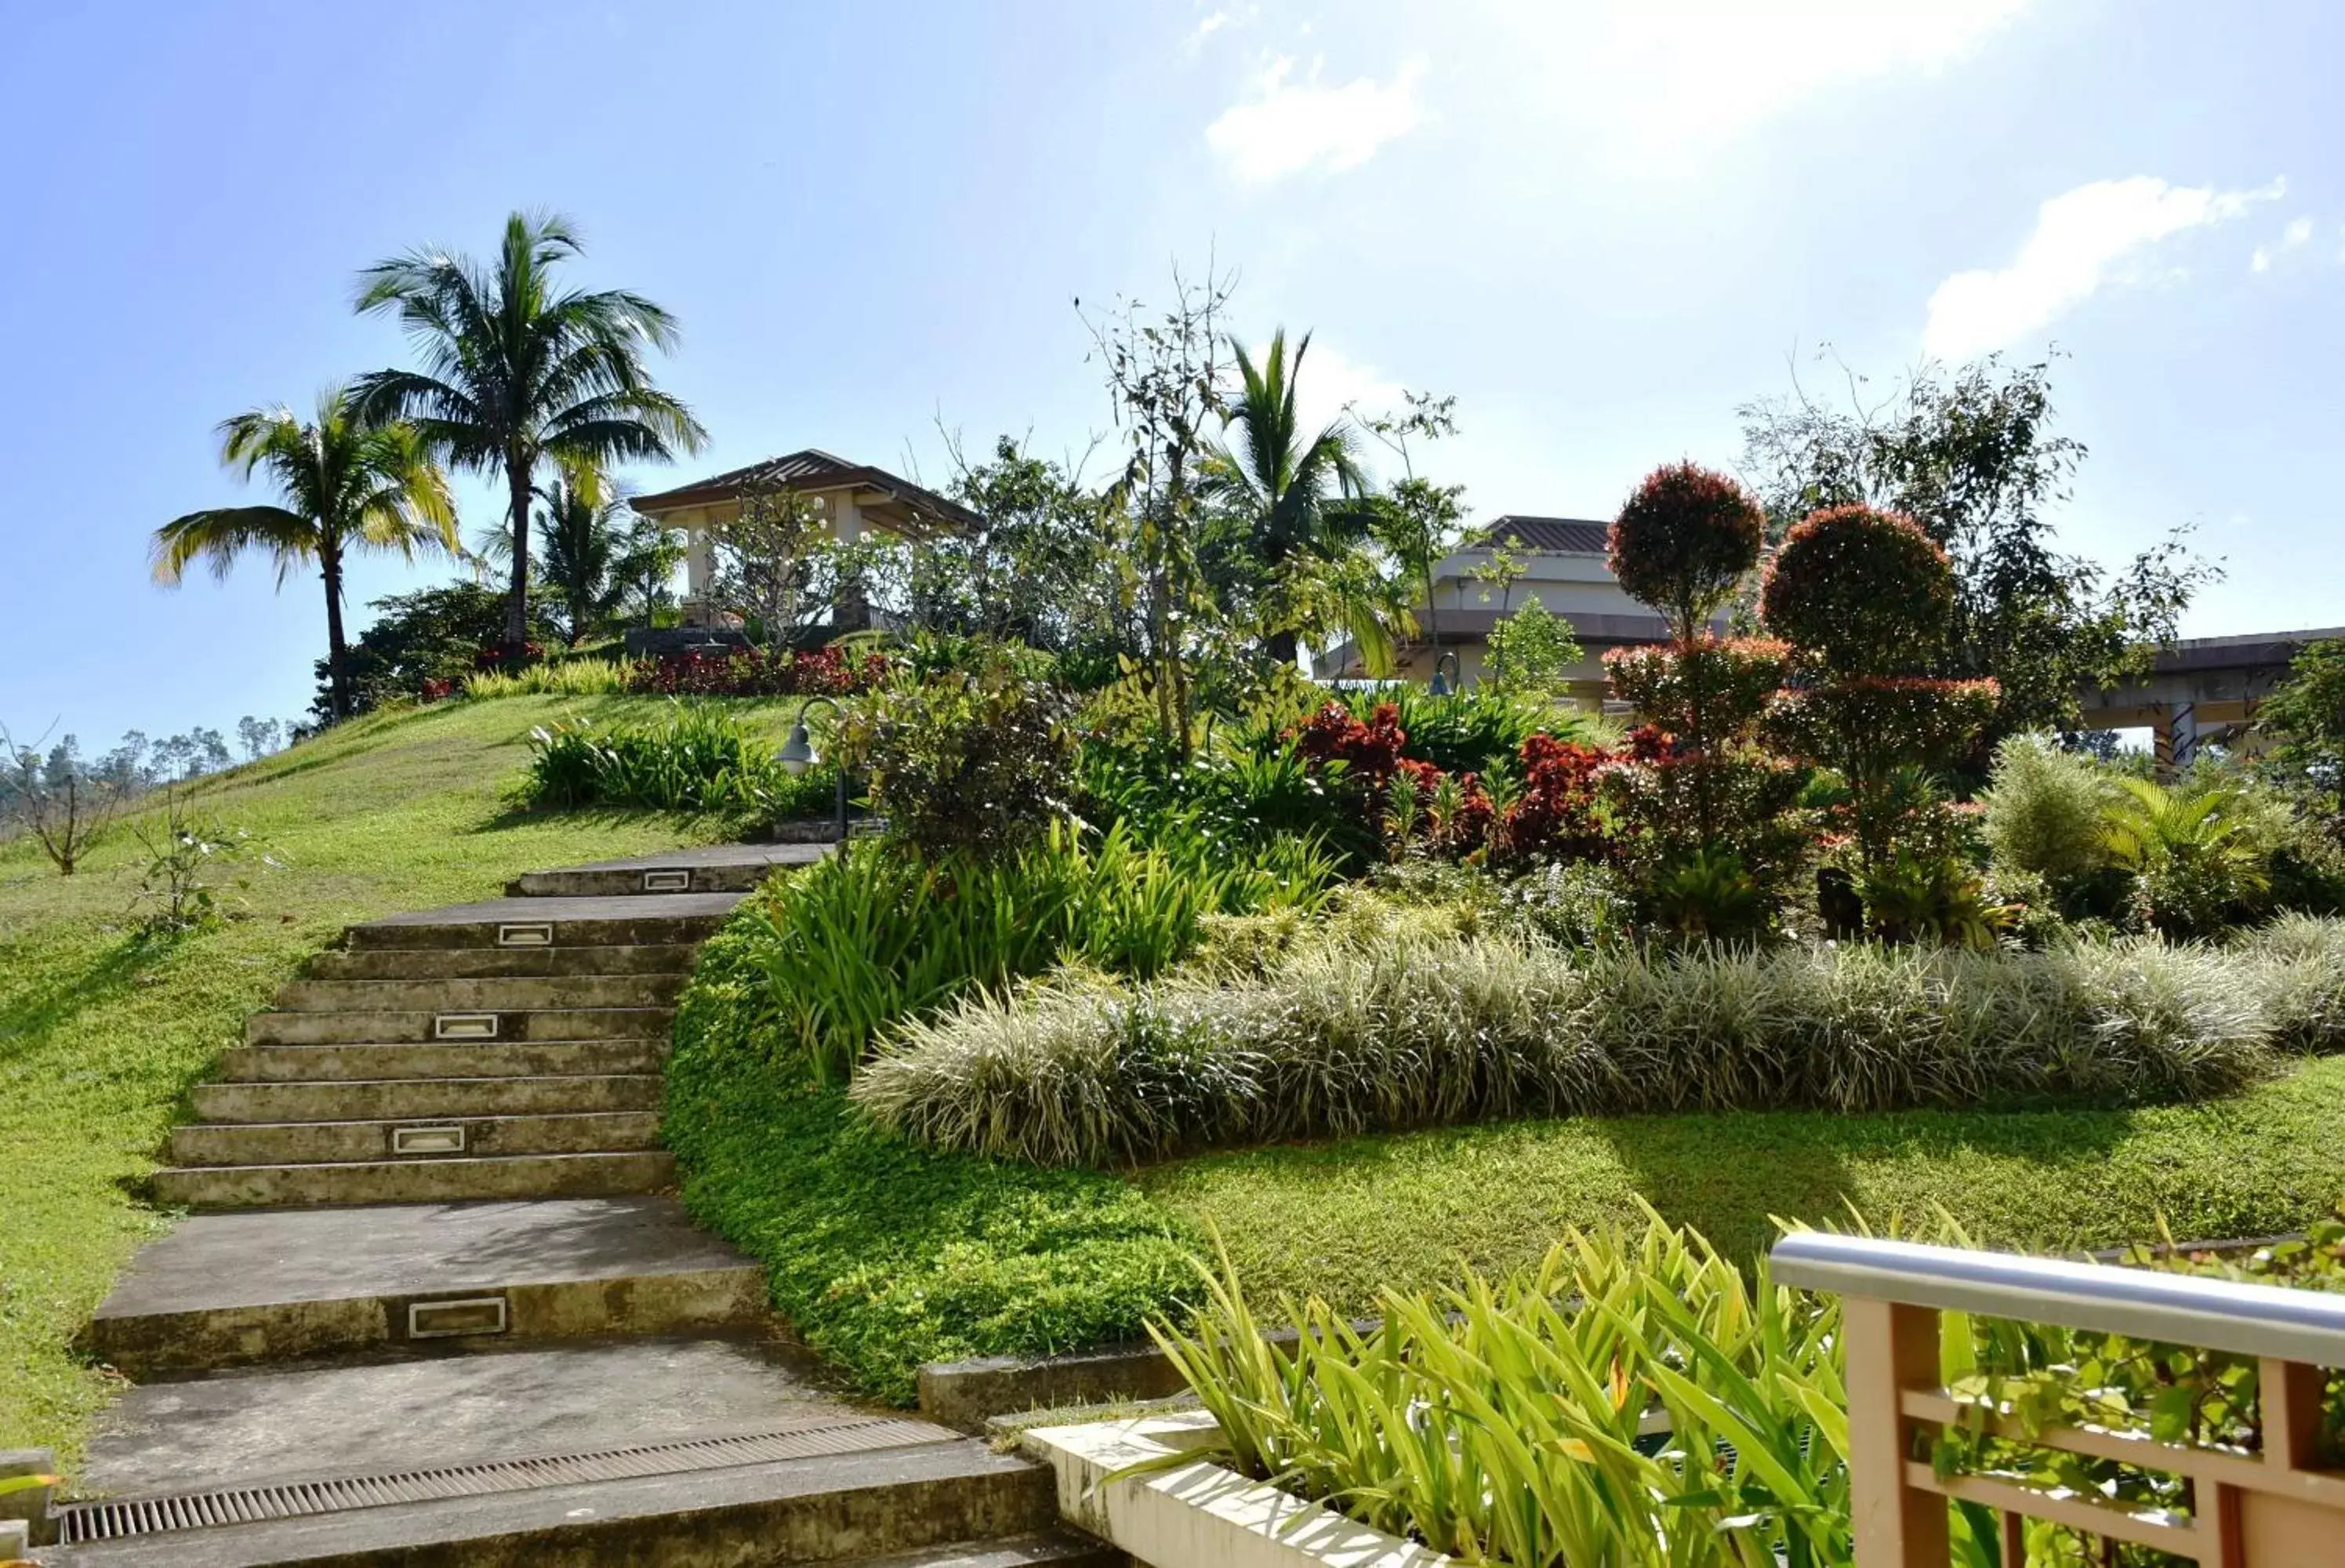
[0, 696, 797, 1460]
[1143, 1057, 2345, 1311]
[663, 902, 1196, 1404]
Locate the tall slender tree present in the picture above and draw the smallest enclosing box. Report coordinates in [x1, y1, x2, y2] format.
[1207, 328, 1378, 667]
[153, 387, 456, 718]
[352, 210, 706, 654]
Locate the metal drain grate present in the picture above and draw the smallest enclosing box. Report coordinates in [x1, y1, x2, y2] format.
[57, 1416, 957, 1544]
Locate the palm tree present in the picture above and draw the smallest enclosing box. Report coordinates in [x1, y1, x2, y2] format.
[153, 387, 456, 719]
[472, 474, 679, 644]
[352, 210, 706, 654]
[1206, 328, 1378, 667]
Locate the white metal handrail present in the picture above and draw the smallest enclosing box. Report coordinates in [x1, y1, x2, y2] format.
[1773, 1230, 2345, 1366]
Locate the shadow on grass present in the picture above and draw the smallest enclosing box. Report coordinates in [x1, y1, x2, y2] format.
[1588, 1100, 2141, 1262]
[0, 933, 162, 1065]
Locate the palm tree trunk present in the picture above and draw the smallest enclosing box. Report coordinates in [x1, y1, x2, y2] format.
[505, 455, 533, 654]
[320, 539, 350, 720]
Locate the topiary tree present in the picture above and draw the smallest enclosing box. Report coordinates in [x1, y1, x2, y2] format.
[1601, 466, 1802, 926]
[1759, 503, 1953, 677]
[1760, 504, 1995, 874]
[1608, 462, 1766, 644]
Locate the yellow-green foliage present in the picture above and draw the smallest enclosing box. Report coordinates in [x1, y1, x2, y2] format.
[1156, 1211, 1852, 1566]
[462, 656, 635, 699]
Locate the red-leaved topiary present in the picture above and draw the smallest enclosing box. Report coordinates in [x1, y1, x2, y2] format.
[1759, 504, 1954, 677]
[1609, 463, 1767, 641]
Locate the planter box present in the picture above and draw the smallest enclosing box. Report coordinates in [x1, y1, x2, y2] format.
[1019, 1411, 1451, 1568]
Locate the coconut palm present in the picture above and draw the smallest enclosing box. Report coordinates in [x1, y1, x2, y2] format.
[471, 473, 682, 644]
[1206, 328, 1381, 667]
[153, 387, 457, 719]
[352, 210, 706, 653]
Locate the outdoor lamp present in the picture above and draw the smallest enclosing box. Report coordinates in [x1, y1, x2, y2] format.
[779, 722, 816, 775]
[784, 695, 849, 841]
[1429, 650, 1461, 698]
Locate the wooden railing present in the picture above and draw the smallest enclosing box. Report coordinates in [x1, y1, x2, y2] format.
[1772, 1231, 2345, 1566]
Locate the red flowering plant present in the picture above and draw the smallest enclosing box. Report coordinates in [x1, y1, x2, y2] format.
[474, 641, 545, 670]
[419, 677, 456, 703]
[1490, 733, 1614, 866]
[1290, 702, 1496, 860]
[630, 644, 891, 699]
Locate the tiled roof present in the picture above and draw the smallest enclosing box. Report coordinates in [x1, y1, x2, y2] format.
[630, 449, 981, 532]
[1477, 515, 1610, 555]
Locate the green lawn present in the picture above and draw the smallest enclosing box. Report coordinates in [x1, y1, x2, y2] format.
[1143, 1058, 2345, 1312]
[0, 695, 802, 1461]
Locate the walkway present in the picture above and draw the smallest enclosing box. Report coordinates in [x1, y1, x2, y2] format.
[38, 845, 1108, 1566]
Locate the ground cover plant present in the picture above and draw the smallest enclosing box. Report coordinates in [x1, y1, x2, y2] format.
[0, 697, 742, 1461]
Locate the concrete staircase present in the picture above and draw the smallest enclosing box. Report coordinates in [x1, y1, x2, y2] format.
[40, 844, 1120, 1567]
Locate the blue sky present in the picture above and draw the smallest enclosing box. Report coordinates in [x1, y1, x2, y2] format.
[3, 0, 2339, 746]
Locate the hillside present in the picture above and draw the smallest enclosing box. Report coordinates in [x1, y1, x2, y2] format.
[0, 696, 802, 1459]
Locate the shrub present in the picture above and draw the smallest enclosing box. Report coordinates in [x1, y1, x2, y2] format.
[463, 657, 633, 699]
[742, 825, 1334, 1084]
[1333, 684, 1574, 777]
[1078, 738, 1374, 870]
[2106, 776, 2273, 939]
[1492, 733, 1614, 865]
[1760, 503, 1955, 677]
[853, 925, 2308, 1167]
[835, 653, 1076, 859]
[1980, 731, 2120, 888]
[633, 644, 889, 699]
[1608, 461, 1766, 641]
[1490, 861, 1636, 948]
[527, 706, 776, 813]
[1157, 1212, 1849, 1568]
[1482, 597, 1585, 701]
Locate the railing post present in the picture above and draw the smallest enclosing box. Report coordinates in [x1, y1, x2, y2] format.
[1843, 1298, 1948, 1566]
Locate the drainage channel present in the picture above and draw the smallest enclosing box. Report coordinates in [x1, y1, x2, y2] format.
[58, 1416, 958, 1544]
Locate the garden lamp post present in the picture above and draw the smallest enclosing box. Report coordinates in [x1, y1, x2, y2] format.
[779, 695, 849, 844]
[1428, 650, 1461, 699]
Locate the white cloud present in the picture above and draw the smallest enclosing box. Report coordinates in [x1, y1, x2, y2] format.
[1204, 55, 1428, 183]
[1494, 0, 2033, 169]
[1922, 176, 2284, 359]
[2252, 216, 2317, 272]
[1275, 338, 1405, 444]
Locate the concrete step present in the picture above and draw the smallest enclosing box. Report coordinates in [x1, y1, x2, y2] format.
[169, 1111, 662, 1167]
[245, 1006, 673, 1047]
[84, 1199, 767, 1376]
[270, 974, 687, 1013]
[216, 1040, 665, 1083]
[347, 893, 743, 951]
[509, 842, 823, 898]
[193, 1074, 663, 1123]
[305, 943, 700, 982]
[850, 1532, 1124, 1566]
[44, 1441, 1058, 1566]
[151, 1150, 675, 1207]
[56, 1338, 1050, 1566]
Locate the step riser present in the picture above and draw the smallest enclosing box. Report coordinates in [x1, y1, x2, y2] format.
[217, 1041, 666, 1083]
[274, 976, 686, 1013]
[306, 945, 700, 982]
[247, 1008, 673, 1046]
[509, 866, 782, 898]
[82, 1265, 766, 1378]
[193, 1076, 663, 1123]
[151, 1151, 677, 1208]
[170, 1112, 662, 1166]
[348, 915, 724, 951]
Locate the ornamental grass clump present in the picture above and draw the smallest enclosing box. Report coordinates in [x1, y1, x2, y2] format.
[851, 925, 2322, 1167]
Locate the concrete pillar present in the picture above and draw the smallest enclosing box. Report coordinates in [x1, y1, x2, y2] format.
[2162, 701, 2199, 776]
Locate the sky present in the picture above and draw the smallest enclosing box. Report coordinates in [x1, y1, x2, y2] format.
[2, 0, 2340, 747]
